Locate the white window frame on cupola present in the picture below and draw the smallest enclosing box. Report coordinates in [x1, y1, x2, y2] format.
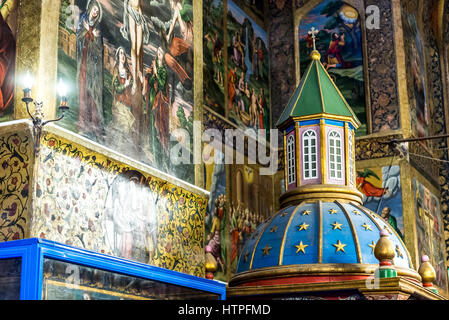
[287, 135, 296, 185]
[328, 130, 343, 181]
[302, 130, 318, 180]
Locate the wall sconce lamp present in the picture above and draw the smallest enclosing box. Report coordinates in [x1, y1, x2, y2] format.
[22, 72, 70, 155]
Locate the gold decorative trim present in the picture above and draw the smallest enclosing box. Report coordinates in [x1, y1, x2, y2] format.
[315, 60, 326, 113]
[229, 263, 422, 287]
[279, 185, 364, 209]
[228, 277, 445, 300]
[279, 203, 303, 265]
[336, 200, 362, 263]
[320, 119, 326, 184]
[318, 200, 323, 263]
[295, 122, 301, 188]
[344, 123, 350, 186]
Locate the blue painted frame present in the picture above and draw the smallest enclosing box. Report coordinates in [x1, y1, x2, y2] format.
[0, 238, 226, 300]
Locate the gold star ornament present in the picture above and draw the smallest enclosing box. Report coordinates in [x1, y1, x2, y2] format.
[353, 210, 361, 216]
[361, 223, 372, 231]
[395, 245, 404, 258]
[331, 221, 343, 230]
[262, 245, 272, 256]
[298, 222, 310, 231]
[333, 240, 347, 253]
[243, 250, 249, 262]
[295, 241, 309, 254]
[270, 226, 279, 233]
[329, 209, 338, 214]
[302, 210, 311, 216]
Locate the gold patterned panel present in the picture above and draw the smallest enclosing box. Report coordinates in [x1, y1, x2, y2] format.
[32, 132, 208, 277]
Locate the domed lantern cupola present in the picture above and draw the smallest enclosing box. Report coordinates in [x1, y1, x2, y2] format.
[276, 30, 362, 208]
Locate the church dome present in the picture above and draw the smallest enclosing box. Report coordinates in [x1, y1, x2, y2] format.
[230, 199, 421, 286]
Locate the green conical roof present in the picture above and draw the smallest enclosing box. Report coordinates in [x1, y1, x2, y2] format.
[276, 52, 361, 128]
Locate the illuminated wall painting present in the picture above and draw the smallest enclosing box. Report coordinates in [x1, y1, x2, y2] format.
[57, 0, 195, 184]
[413, 179, 447, 290]
[227, 0, 270, 137]
[299, 0, 367, 136]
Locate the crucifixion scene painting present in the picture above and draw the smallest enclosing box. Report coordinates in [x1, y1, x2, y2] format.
[57, 0, 195, 183]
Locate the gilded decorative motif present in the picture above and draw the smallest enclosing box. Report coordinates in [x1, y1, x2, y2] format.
[355, 135, 401, 161]
[0, 132, 31, 241]
[32, 133, 207, 277]
[365, 0, 400, 132]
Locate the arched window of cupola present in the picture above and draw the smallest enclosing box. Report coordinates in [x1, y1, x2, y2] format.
[328, 131, 343, 180]
[297, 0, 368, 136]
[286, 135, 296, 185]
[302, 130, 318, 180]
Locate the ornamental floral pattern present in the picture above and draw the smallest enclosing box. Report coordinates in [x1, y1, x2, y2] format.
[0, 132, 31, 242]
[32, 133, 207, 277]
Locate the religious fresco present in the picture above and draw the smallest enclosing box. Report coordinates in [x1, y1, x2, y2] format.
[227, 0, 270, 138]
[0, 0, 18, 122]
[0, 131, 31, 242]
[57, 0, 195, 184]
[203, 0, 225, 116]
[32, 133, 207, 277]
[229, 163, 270, 274]
[402, 11, 429, 140]
[413, 179, 447, 290]
[203, 142, 227, 281]
[356, 165, 404, 238]
[298, 0, 367, 136]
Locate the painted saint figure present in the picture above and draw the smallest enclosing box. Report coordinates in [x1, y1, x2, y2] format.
[121, 0, 150, 95]
[0, 0, 16, 114]
[324, 33, 348, 70]
[76, 0, 104, 142]
[106, 47, 134, 153]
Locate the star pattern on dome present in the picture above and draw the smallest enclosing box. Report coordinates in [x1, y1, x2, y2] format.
[333, 240, 347, 253]
[280, 212, 288, 217]
[395, 245, 404, 258]
[353, 210, 361, 216]
[294, 241, 309, 254]
[329, 209, 338, 214]
[368, 241, 376, 253]
[302, 210, 311, 216]
[262, 245, 272, 256]
[270, 226, 279, 233]
[331, 221, 343, 230]
[361, 223, 372, 231]
[298, 222, 310, 231]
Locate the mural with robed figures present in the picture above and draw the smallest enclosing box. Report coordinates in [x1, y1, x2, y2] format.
[227, 0, 270, 138]
[57, 0, 195, 183]
[298, 0, 367, 136]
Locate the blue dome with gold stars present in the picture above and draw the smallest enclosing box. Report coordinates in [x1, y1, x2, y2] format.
[236, 200, 412, 274]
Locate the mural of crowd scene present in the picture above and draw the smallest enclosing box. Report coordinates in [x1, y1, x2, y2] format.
[32, 133, 207, 277]
[203, 142, 227, 281]
[203, 0, 225, 116]
[229, 164, 270, 274]
[356, 165, 404, 239]
[413, 179, 447, 290]
[227, 0, 270, 139]
[402, 11, 429, 140]
[0, 0, 18, 122]
[299, 0, 367, 136]
[57, 0, 195, 184]
[232, 0, 266, 24]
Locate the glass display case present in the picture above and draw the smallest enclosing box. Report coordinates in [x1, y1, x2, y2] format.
[0, 238, 226, 300]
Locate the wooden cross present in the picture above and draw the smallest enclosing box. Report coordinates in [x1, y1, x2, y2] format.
[308, 27, 319, 51]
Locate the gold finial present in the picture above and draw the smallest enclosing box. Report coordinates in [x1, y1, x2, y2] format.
[418, 255, 436, 287]
[308, 27, 320, 60]
[374, 230, 395, 264]
[205, 245, 217, 280]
